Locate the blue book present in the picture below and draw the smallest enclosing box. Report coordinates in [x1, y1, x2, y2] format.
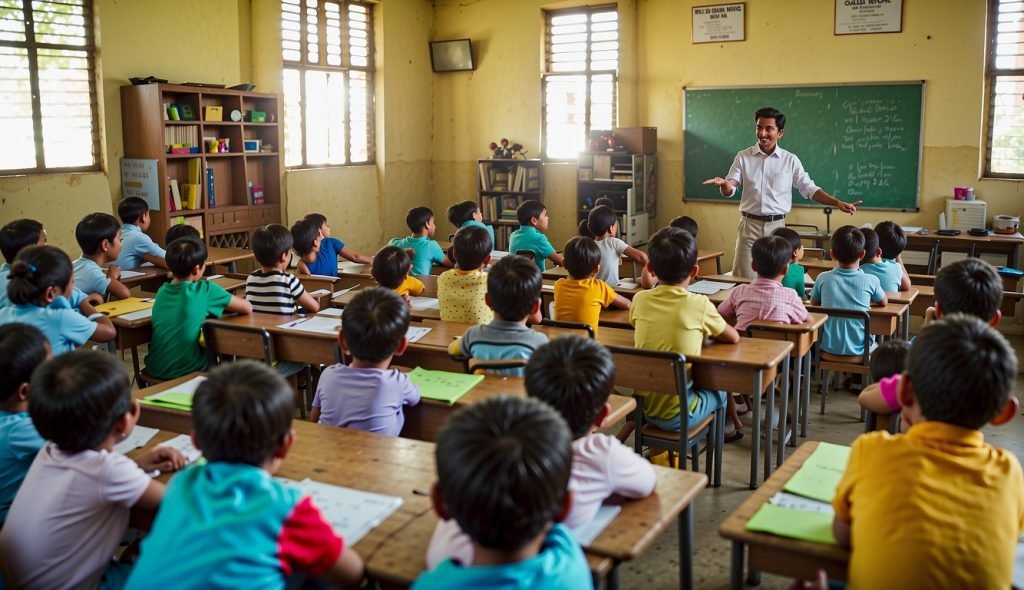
[206, 168, 215, 208]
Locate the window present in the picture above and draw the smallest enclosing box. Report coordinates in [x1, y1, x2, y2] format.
[0, 0, 100, 175]
[986, 0, 1024, 176]
[281, 0, 374, 167]
[542, 6, 618, 160]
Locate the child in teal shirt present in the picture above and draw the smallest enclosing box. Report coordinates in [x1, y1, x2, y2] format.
[508, 200, 564, 271]
[447, 200, 496, 248]
[773, 227, 807, 300]
[389, 206, 453, 276]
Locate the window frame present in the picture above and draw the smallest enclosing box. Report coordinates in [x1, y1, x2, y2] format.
[0, 0, 101, 176]
[983, 0, 1024, 179]
[281, 0, 376, 169]
[541, 4, 619, 162]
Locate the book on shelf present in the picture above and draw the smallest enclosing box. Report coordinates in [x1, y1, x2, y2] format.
[526, 166, 540, 191]
[171, 214, 205, 238]
[167, 178, 182, 211]
[494, 171, 510, 191]
[187, 158, 202, 184]
[479, 163, 490, 190]
[182, 184, 201, 210]
[249, 182, 265, 205]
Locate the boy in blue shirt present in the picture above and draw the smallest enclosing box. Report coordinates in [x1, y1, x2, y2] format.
[113, 196, 167, 269]
[389, 206, 453, 276]
[73, 212, 131, 300]
[861, 221, 911, 292]
[125, 361, 365, 590]
[446, 200, 496, 248]
[414, 396, 591, 590]
[0, 323, 48, 526]
[297, 212, 372, 276]
[508, 200, 564, 271]
[809, 225, 887, 357]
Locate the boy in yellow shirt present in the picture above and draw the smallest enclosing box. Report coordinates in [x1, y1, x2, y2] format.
[833, 314, 1022, 589]
[553, 237, 629, 335]
[437, 226, 492, 325]
[371, 246, 425, 299]
[629, 227, 741, 438]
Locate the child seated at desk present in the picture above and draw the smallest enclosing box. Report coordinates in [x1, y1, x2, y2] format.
[0, 350, 186, 589]
[586, 205, 648, 286]
[859, 226, 911, 293]
[630, 227, 742, 440]
[113, 196, 167, 269]
[508, 200, 564, 271]
[299, 212, 372, 276]
[447, 199, 495, 248]
[0, 245, 115, 354]
[809, 226, 887, 358]
[832, 315, 1023, 588]
[553, 236, 630, 335]
[449, 256, 547, 377]
[577, 196, 616, 239]
[864, 339, 911, 430]
[858, 257, 1003, 417]
[772, 227, 807, 300]
[163, 223, 200, 245]
[426, 336, 655, 569]
[0, 219, 95, 312]
[372, 245, 425, 298]
[290, 217, 324, 276]
[639, 215, 701, 289]
[144, 237, 252, 381]
[124, 362, 365, 589]
[718, 236, 808, 332]
[389, 206, 453, 276]
[0, 324, 49, 527]
[247, 223, 320, 315]
[414, 396, 590, 589]
[438, 225, 492, 325]
[310, 287, 420, 436]
[73, 212, 131, 300]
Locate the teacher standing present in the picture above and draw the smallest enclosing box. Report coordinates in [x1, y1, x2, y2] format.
[704, 107, 861, 278]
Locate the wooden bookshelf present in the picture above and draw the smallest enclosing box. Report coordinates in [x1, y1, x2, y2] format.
[476, 159, 542, 250]
[120, 83, 283, 249]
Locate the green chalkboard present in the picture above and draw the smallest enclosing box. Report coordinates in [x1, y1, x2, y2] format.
[683, 83, 923, 211]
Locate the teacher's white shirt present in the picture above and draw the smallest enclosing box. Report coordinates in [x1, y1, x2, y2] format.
[724, 144, 821, 216]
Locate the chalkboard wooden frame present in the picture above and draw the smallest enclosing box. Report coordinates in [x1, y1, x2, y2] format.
[682, 82, 925, 211]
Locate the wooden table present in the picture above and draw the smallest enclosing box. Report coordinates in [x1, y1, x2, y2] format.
[719, 441, 849, 589]
[206, 247, 254, 273]
[132, 372, 636, 444]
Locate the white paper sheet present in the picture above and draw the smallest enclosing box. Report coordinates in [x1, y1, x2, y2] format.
[409, 297, 440, 310]
[308, 288, 331, 296]
[406, 326, 431, 343]
[616, 280, 638, 289]
[161, 376, 207, 397]
[768, 492, 835, 515]
[113, 426, 159, 454]
[688, 280, 734, 295]
[207, 274, 224, 280]
[570, 504, 622, 546]
[332, 285, 360, 299]
[119, 307, 154, 321]
[490, 250, 509, 259]
[278, 316, 342, 335]
[317, 307, 344, 318]
[276, 478, 403, 545]
[118, 270, 146, 279]
[157, 434, 202, 463]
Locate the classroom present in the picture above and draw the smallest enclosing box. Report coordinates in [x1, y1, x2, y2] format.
[1, 1, 1023, 589]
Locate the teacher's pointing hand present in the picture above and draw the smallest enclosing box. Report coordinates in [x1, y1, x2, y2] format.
[837, 200, 862, 215]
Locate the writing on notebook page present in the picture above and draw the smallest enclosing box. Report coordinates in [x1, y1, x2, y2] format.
[275, 478, 403, 545]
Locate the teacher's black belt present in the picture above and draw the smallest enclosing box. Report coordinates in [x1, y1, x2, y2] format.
[741, 212, 786, 222]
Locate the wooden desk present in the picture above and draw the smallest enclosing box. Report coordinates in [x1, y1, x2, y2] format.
[206, 247, 253, 273]
[719, 441, 848, 589]
[118, 265, 171, 291]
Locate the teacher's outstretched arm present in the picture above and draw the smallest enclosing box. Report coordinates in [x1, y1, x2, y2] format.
[811, 189, 861, 215]
[702, 176, 739, 197]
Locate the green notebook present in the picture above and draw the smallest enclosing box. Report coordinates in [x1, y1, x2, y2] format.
[407, 367, 484, 404]
[139, 376, 207, 412]
[746, 504, 837, 545]
[783, 442, 851, 503]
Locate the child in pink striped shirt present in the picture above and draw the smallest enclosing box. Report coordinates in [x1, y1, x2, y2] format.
[718, 235, 808, 332]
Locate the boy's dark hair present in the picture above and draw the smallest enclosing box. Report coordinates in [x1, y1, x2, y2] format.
[577, 218, 594, 238]
[252, 224, 294, 267]
[452, 226, 492, 271]
[166, 237, 207, 279]
[772, 227, 802, 254]
[934, 258, 1003, 321]
[587, 205, 617, 237]
[516, 200, 546, 227]
[562, 236, 601, 279]
[372, 246, 412, 289]
[594, 197, 616, 210]
[304, 213, 328, 229]
[75, 212, 120, 255]
[0, 323, 49, 402]
[525, 336, 615, 438]
[874, 221, 907, 260]
[830, 225, 865, 264]
[192, 361, 294, 465]
[0, 219, 44, 263]
[751, 236, 792, 278]
[869, 339, 911, 381]
[670, 215, 699, 238]
[405, 206, 434, 233]
[165, 224, 201, 245]
[117, 196, 150, 225]
[7, 245, 72, 305]
[446, 200, 480, 228]
[290, 218, 321, 257]
[647, 226, 698, 284]
[436, 395, 571, 552]
[487, 255, 542, 320]
[342, 287, 410, 362]
[861, 228, 879, 260]
[28, 350, 132, 453]
[908, 314, 1016, 429]
[755, 106, 786, 130]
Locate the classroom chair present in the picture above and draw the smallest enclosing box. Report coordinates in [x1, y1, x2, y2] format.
[201, 319, 314, 418]
[606, 345, 722, 486]
[805, 306, 872, 420]
[514, 250, 535, 260]
[539, 318, 595, 339]
[464, 357, 528, 375]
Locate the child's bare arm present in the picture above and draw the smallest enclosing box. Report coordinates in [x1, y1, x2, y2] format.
[714, 324, 741, 344]
[133, 481, 167, 511]
[296, 260, 311, 274]
[623, 246, 648, 266]
[320, 548, 365, 589]
[547, 252, 565, 267]
[107, 278, 132, 300]
[82, 298, 117, 342]
[296, 291, 320, 313]
[142, 253, 168, 269]
[871, 293, 888, 307]
[609, 293, 631, 310]
[309, 406, 321, 423]
[225, 295, 253, 314]
[639, 266, 657, 289]
[857, 383, 895, 415]
[832, 517, 852, 549]
[340, 247, 372, 264]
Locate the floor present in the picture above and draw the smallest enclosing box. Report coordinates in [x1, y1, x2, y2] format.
[614, 332, 1024, 590]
